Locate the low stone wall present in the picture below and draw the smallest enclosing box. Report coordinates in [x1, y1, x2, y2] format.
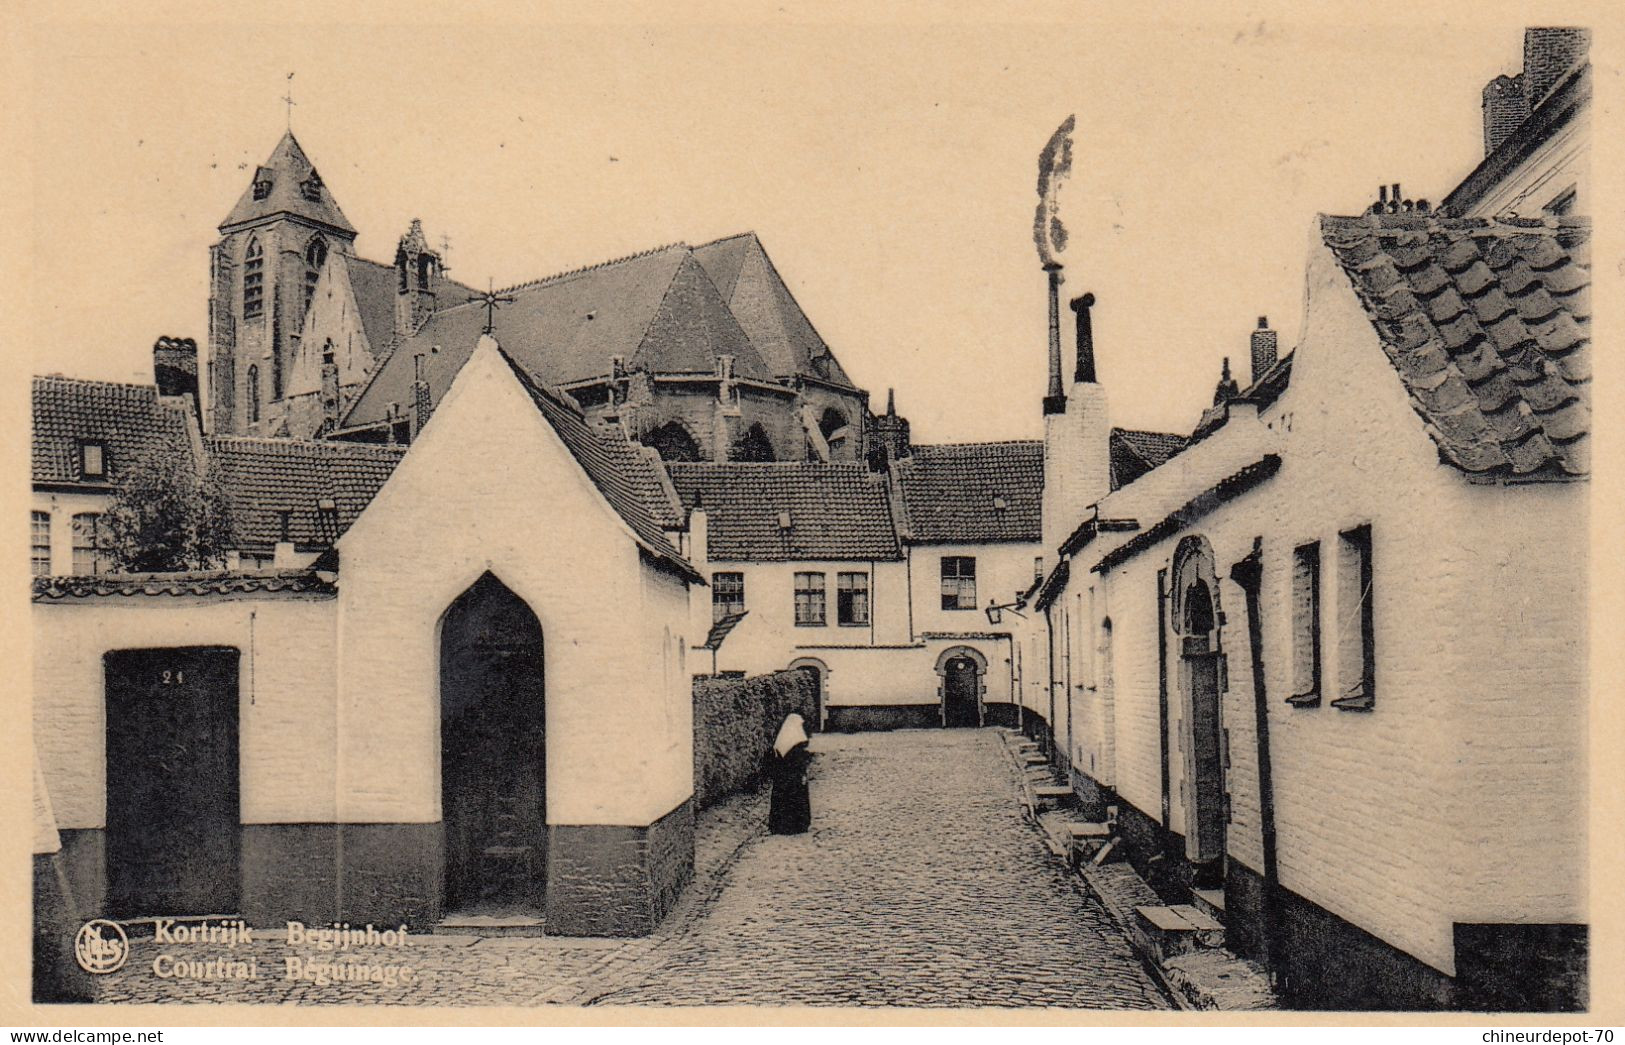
[693, 670, 817, 811]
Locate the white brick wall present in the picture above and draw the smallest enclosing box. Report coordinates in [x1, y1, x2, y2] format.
[335, 338, 697, 829]
[1055, 232, 1587, 976]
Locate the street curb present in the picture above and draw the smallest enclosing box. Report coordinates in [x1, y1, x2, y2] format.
[994, 729, 1277, 1011]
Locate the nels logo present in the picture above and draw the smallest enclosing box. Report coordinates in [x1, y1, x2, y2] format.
[74, 919, 129, 974]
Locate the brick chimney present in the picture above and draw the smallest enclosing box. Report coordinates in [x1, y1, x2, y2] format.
[153, 336, 199, 400]
[1482, 74, 1530, 155]
[1070, 293, 1097, 384]
[1249, 317, 1278, 384]
[1524, 28, 1589, 109]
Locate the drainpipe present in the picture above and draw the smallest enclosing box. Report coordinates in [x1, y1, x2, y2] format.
[1229, 537, 1283, 988]
[1044, 603, 1057, 755]
[1156, 567, 1171, 829]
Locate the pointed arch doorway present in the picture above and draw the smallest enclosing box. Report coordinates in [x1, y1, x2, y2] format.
[1172, 536, 1226, 888]
[439, 572, 547, 917]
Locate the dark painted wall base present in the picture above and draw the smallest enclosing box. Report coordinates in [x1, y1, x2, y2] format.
[547, 799, 694, 937]
[1069, 771, 1588, 1011]
[33, 853, 95, 1003]
[982, 703, 1021, 728]
[52, 810, 695, 940]
[825, 704, 941, 731]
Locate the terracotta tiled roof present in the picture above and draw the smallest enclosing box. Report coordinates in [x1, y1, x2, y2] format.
[32, 376, 195, 487]
[667, 462, 901, 562]
[32, 570, 336, 601]
[219, 132, 355, 235]
[206, 436, 406, 551]
[1094, 455, 1282, 574]
[1110, 428, 1187, 489]
[1322, 213, 1589, 481]
[893, 441, 1043, 543]
[498, 350, 699, 581]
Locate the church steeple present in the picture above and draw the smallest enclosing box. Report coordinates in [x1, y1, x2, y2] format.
[218, 131, 356, 238]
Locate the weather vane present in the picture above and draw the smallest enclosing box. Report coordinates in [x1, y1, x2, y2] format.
[282, 72, 296, 130]
[468, 278, 516, 336]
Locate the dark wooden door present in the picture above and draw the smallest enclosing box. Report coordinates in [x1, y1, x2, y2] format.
[104, 647, 240, 917]
[440, 574, 546, 916]
[1188, 653, 1226, 864]
[795, 666, 823, 732]
[943, 657, 980, 728]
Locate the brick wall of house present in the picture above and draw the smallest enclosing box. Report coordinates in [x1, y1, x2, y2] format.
[32, 595, 340, 829]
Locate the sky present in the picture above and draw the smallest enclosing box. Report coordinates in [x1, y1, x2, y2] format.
[18, 8, 1529, 444]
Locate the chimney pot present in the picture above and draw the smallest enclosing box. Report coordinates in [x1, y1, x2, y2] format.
[1069, 292, 1097, 385]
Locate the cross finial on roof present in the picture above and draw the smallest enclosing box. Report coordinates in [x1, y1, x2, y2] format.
[282, 73, 296, 130]
[467, 278, 517, 336]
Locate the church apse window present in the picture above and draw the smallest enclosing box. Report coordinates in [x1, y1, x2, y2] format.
[243, 238, 264, 320]
[643, 421, 701, 463]
[731, 423, 777, 462]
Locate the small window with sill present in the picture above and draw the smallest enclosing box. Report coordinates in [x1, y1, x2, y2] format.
[940, 556, 977, 611]
[794, 572, 826, 627]
[31, 511, 51, 576]
[79, 441, 108, 480]
[1287, 542, 1322, 707]
[837, 571, 870, 626]
[713, 572, 745, 622]
[1333, 525, 1375, 711]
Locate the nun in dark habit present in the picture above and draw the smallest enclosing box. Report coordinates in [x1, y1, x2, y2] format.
[767, 713, 812, 835]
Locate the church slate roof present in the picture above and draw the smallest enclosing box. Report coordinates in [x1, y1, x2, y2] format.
[206, 436, 406, 551]
[1321, 213, 1590, 481]
[693, 232, 857, 389]
[1110, 428, 1188, 490]
[893, 441, 1044, 544]
[341, 246, 769, 430]
[219, 131, 356, 235]
[498, 350, 699, 581]
[666, 462, 901, 562]
[32, 376, 196, 487]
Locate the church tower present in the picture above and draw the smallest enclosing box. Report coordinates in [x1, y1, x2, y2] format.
[209, 132, 358, 435]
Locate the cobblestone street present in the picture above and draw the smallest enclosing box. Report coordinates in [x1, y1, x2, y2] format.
[90, 729, 1168, 1009]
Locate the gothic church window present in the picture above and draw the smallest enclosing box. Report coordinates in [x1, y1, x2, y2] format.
[417, 253, 433, 290]
[304, 237, 327, 317]
[644, 421, 701, 463]
[243, 238, 264, 320]
[731, 423, 777, 462]
[246, 365, 261, 423]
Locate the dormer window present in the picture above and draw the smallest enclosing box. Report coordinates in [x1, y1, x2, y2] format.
[301, 171, 323, 202]
[252, 176, 272, 201]
[79, 440, 107, 479]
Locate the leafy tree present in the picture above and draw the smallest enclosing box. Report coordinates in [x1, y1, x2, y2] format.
[100, 450, 237, 573]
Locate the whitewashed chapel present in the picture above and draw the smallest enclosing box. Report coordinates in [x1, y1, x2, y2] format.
[31, 25, 1588, 1010]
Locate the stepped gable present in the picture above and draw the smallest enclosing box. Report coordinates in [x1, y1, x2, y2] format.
[667, 461, 900, 561]
[206, 436, 406, 551]
[893, 441, 1044, 544]
[32, 376, 195, 486]
[1321, 212, 1589, 480]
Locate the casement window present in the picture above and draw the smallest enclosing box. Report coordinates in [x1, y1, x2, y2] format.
[794, 571, 826, 627]
[30, 511, 51, 576]
[79, 441, 107, 480]
[837, 571, 870, 626]
[71, 512, 105, 575]
[1332, 525, 1375, 711]
[243, 238, 265, 320]
[304, 237, 327, 316]
[713, 572, 745, 622]
[940, 556, 977, 611]
[1287, 542, 1322, 707]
